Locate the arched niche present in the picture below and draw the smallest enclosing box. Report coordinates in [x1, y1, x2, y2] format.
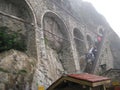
[99, 28, 104, 36]
[43, 12, 76, 74]
[74, 28, 84, 40]
[0, 0, 37, 58]
[87, 35, 92, 48]
[73, 28, 86, 71]
[74, 28, 85, 56]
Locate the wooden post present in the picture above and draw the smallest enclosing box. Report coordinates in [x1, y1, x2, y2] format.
[89, 87, 92, 90]
[103, 85, 106, 90]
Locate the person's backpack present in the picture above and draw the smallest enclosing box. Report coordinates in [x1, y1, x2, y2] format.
[86, 53, 92, 60]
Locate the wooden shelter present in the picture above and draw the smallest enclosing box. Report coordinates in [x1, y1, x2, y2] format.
[47, 73, 110, 90]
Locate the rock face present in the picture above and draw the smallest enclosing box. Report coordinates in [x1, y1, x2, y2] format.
[0, 49, 36, 90]
[0, 0, 120, 89]
[102, 69, 120, 87]
[109, 31, 120, 69]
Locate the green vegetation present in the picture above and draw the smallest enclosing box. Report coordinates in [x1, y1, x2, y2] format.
[0, 67, 9, 73]
[0, 67, 27, 75]
[18, 69, 27, 74]
[0, 26, 26, 52]
[44, 37, 49, 45]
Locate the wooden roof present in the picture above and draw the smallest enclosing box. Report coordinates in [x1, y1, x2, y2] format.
[47, 73, 110, 90]
[68, 73, 110, 83]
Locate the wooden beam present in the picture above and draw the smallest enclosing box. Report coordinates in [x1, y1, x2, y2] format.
[92, 80, 110, 87]
[43, 29, 70, 42]
[0, 11, 34, 26]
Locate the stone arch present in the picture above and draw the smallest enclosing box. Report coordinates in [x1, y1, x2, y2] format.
[97, 26, 104, 36]
[73, 28, 86, 71]
[99, 28, 104, 36]
[0, 0, 37, 58]
[42, 12, 76, 75]
[74, 28, 84, 40]
[74, 28, 85, 56]
[86, 34, 92, 48]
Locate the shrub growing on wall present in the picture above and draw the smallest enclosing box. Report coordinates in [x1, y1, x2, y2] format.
[0, 26, 26, 52]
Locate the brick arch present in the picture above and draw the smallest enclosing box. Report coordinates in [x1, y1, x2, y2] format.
[42, 11, 76, 74]
[0, 0, 37, 58]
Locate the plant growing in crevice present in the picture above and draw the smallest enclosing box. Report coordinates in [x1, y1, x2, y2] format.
[44, 37, 49, 45]
[18, 69, 27, 74]
[0, 26, 26, 52]
[0, 67, 9, 73]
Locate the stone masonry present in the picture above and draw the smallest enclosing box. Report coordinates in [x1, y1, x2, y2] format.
[0, 0, 120, 89]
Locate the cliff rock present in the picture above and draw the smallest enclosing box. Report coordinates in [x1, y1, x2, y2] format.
[0, 49, 36, 90]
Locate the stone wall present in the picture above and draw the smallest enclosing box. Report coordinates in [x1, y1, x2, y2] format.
[29, 0, 114, 89]
[95, 36, 114, 74]
[109, 31, 120, 69]
[0, 0, 119, 89]
[0, 0, 37, 58]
